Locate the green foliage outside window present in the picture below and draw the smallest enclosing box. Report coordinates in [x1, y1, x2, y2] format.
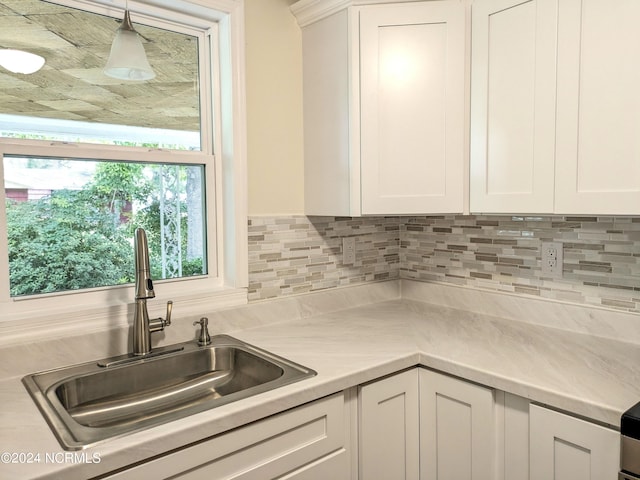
[6, 160, 204, 297]
[7, 189, 134, 296]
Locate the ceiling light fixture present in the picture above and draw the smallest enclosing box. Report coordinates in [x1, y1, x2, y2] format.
[0, 49, 45, 75]
[104, 6, 155, 81]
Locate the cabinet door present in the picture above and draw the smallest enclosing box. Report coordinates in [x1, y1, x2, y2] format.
[530, 404, 619, 480]
[470, 0, 557, 213]
[419, 369, 495, 480]
[555, 0, 640, 214]
[359, 1, 465, 215]
[359, 369, 420, 480]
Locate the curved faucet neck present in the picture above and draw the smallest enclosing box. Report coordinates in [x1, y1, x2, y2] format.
[134, 227, 155, 300]
[131, 228, 172, 356]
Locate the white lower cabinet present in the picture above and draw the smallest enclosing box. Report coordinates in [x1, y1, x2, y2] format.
[358, 369, 420, 480]
[358, 369, 620, 480]
[529, 404, 620, 480]
[103, 369, 621, 480]
[358, 368, 496, 480]
[103, 392, 352, 480]
[420, 369, 495, 480]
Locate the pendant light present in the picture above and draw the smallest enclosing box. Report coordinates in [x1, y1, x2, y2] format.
[0, 49, 45, 74]
[104, 3, 155, 81]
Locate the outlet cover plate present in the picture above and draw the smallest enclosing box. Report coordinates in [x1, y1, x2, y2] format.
[343, 237, 356, 265]
[541, 241, 563, 278]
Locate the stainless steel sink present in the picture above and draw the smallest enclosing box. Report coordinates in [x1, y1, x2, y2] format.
[22, 335, 316, 450]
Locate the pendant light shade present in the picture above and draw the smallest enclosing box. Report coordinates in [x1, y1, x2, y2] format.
[104, 10, 155, 81]
[0, 49, 45, 74]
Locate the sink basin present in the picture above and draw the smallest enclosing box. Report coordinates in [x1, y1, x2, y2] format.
[22, 335, 316, 450]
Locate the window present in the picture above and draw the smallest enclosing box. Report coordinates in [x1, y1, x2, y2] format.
[5, 155, 206, 297]
[0, 0, 247, 336]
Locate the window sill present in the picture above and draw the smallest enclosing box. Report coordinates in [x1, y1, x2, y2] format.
[0, 286, 248, 348]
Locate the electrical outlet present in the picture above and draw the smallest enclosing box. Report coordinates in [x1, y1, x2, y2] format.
[343, 237, 356, 265]
[541, 242, 563, 278]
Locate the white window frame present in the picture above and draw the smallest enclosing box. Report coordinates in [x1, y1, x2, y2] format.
[0, 0, 248, 345]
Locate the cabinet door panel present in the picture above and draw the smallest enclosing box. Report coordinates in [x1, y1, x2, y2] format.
[419, 369, 495, 480]
[301, 9, 352, 216]
[104, 393, 347, 480]
[529, 404, 619, 480]
[555, 0, 640, 213]
[360, 1, 465, 214]
[279, 449, 350, 480]
[470, 0, 557, 213]
[359, 369, 419, 480]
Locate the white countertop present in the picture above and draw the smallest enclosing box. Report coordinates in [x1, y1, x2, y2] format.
[1, 280, 639, 479]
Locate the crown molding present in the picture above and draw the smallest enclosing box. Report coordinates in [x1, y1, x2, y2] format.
[291, 0, 352, 27]
[290, 0, 426, 27]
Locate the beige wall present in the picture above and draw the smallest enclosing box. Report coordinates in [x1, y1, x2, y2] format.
[245, 0, 304, 215]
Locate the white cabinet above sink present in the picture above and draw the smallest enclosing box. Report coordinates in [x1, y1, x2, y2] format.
[294, 0, 467, 216]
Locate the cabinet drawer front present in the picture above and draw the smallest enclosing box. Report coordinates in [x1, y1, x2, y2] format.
[104, 393, 347, 480]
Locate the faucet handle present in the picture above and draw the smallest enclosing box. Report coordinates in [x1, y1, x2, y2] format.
[164, 300, 173, 327]
[193, 317, 211, 346]
[149, 300, 173, 333]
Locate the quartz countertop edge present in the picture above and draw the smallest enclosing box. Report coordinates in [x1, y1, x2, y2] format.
[2, 290, 639, 479]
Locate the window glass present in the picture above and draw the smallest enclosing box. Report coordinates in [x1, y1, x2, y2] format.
[4, 155, 206, 297]
[0, 1, 201, 151]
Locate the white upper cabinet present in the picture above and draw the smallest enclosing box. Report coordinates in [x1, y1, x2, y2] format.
[470, 0, 557, 213]
[359, 2, 466, 215]
[294, 0, 466, 216]
[471, 0, 640, 214]
[554, 0, 640, 214]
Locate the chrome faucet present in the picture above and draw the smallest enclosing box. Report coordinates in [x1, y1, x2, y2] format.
[132, 227, 172, 356]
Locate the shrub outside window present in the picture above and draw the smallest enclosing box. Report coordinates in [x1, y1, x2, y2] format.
[5, 155, 206, 297]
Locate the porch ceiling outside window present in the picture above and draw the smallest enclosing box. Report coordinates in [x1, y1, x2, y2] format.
[0, 0, 200, 133]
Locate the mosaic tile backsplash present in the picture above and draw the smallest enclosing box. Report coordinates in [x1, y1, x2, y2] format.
[248, 215, 640, 313]
[248, 216, 400, 301]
